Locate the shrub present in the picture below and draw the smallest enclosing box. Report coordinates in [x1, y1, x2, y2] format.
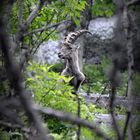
[26, 63, 94, 138]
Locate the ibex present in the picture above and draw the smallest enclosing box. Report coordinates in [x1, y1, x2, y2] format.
[58, 30, 92, 94]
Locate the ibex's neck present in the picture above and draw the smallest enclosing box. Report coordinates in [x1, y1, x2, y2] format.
[67, 52, 81, 75]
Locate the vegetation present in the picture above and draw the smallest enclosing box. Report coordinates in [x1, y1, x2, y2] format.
[0, 0, 140, 140]
[26, 63, 101, 139]
[25, 62, 127, 139]
[0, 60, 130, 139]
[92, 0, 115, 17]
[83, 57, 110, 94]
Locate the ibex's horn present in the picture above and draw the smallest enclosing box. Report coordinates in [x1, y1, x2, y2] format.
[64, 30, 92, 44]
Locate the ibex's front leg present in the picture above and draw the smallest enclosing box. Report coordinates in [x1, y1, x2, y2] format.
[61, 60, 70, 76]
[61, 68, 69, 76]
[76, 73, 85, 92]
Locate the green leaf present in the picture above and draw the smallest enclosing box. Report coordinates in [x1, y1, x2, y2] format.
[72, 17, 80, 26]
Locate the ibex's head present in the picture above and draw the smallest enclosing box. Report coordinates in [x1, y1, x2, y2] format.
[58, 42, 77, 59]
[58, 30, 92, 59]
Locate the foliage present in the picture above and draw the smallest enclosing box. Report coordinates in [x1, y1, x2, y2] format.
[133, 73, 140, 96]
[83, 57, 128, 96]
[7, 0, 89, 68]
[0, 130, 25, 140]
[0, 0, 121, 139]
[83, 57, 110, 93]
[26, 63, 97, 138]
[51, 58, 128, 97]
[9, 0, 87, 34]
[92, 0, 115, 17]
[117, 72, 128, 96]
[25, 62, 129, 139]
[1, 0, 138, 139]
[8, 0, 116, 44]
[26, 63, 74, 108]
[0, 80, 9, 95]
[0, 131, 10, 140]
[133, 117, 140, 140]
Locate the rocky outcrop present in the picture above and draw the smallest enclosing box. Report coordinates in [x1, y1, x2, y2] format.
[35, 16, 117, 65]
[88, 16, 116, 40]
[34, 40, 60, 64]
[83, 16, 117, 64]
[80, 93, 140, 110]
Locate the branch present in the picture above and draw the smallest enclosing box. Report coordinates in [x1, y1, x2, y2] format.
[19, 27, 57, 70]
[31, 28, 56, 55]
[109, 87, 122, 140]
[76, 94, 81, 140]
[15, 0, 48, 52]
[127, 0, 140, 7]
[17, 0, 51, 41]
[35, 106, 112, 140]
[18, 0, 23, 29]
[23, 20, 72, 37]
[122, 112, 131, 139]
[19, 47, 29, 70]
[0, 5, 51, 140]
[24, 0, 45, 27]
[123, 4, 135, 139]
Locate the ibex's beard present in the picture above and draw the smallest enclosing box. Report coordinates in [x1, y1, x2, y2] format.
[60, 57, 65, 59]
[58, 54, 65, 59]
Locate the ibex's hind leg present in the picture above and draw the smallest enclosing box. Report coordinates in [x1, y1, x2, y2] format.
[70, 75, 85, 94]
[75, 78, 84, 94]
[70, 78, 78, 94]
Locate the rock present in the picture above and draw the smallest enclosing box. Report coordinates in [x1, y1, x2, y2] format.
[80, 93, 140, 110]
[34, 40, 60, 64]
[88, 16, 117, 40]
[35, 16, 118, 65]
[94, 114, 125, 126]
[84, 16, 117, 64]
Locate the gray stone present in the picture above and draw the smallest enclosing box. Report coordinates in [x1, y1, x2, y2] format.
[34, 40, 60, 64]
[83, 16, 117, 64]
[35, 16, 118, 65]
[88, 16, 117, 40]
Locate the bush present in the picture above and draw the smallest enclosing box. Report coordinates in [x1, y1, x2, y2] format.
[25, 62, 128, 139]
[26, 63, 95, 138]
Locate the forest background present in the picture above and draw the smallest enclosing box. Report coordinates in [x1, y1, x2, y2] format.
[0, 0, 140, 140]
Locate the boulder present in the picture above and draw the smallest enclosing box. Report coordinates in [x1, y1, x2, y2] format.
[34, 40, 60, 64]
[84, 16, 117, 64]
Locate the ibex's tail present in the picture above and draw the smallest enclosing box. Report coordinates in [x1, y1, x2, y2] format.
[64, 29, 92, 44]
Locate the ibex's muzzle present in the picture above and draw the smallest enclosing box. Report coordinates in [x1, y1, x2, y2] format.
[58, 52, 63, 59]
